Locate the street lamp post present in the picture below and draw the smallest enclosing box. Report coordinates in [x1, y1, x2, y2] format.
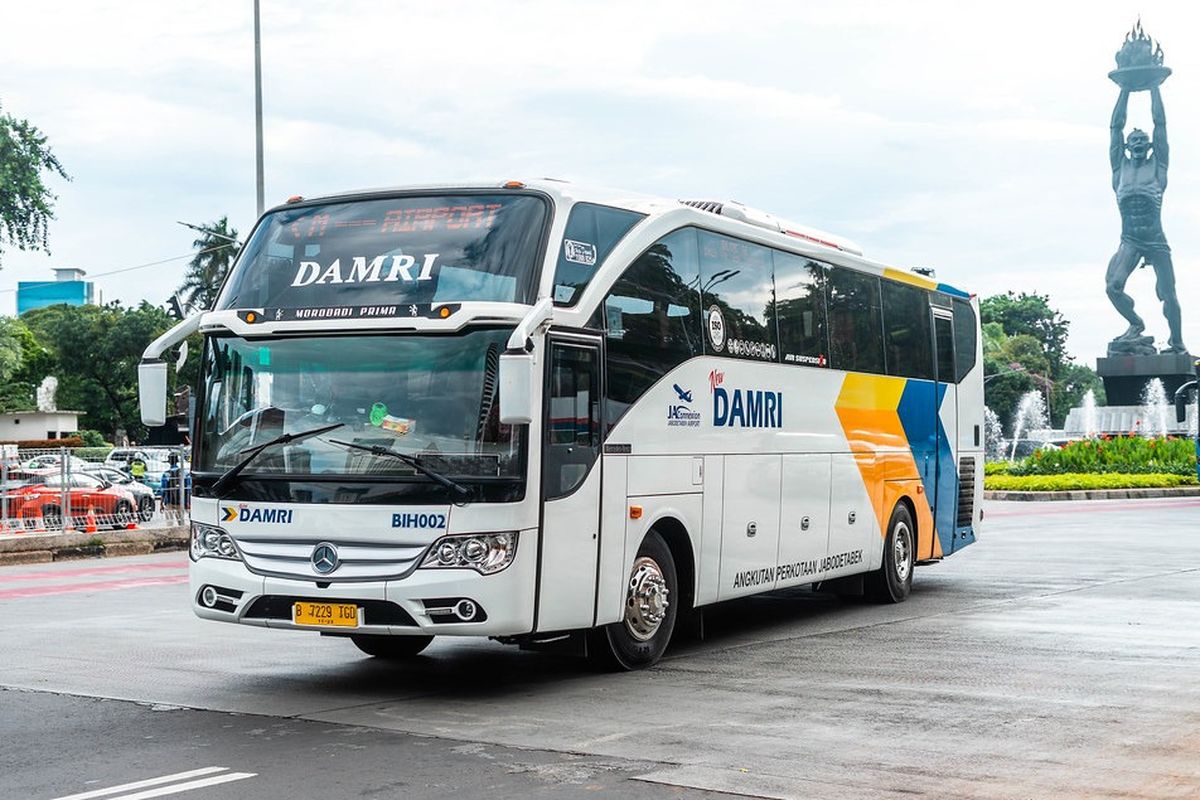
[254, 0, 264, 217]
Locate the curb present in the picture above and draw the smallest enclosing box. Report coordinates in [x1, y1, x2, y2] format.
[984, 486, 1200, 502]
[0, 526, 188, 565]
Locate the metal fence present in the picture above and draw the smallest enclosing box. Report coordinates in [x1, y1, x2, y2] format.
[0, 445, 191, 535]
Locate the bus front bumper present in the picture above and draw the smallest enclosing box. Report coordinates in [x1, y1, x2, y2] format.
[188, 529, 537, 637]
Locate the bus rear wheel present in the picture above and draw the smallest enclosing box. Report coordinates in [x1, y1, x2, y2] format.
[350, 634, 433, 659]
[590, 531, 678, 671]
[866, 503, 915, 603]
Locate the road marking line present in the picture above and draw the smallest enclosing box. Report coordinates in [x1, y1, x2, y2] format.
[0, 575, 188, 600]
[49, 767, 228, 800]
[103, 772, 257, 800]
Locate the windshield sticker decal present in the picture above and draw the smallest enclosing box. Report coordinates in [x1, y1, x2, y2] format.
[290, 254, 441, 287]
[563, 239, 597, 266]
[706, 305, 726, 352]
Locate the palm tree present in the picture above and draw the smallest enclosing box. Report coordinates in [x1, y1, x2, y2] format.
[178, 217, 240, 311]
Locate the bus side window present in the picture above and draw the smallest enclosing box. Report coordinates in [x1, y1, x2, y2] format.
[827, 269, 884, 375]
[553, 203, 645, 306]
[952, 299, 978, 382]
[602, 229, 702, 430]
[772, 252, 829, 367]
[881, 280, 934, 380]
[697, 231, 776, 361]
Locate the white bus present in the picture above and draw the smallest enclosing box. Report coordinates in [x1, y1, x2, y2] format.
[140, 180, 983, 670]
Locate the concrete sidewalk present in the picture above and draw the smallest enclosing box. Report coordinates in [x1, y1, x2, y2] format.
[0, 526, 188, 565]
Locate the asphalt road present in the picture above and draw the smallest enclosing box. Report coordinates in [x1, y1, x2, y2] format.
[1, 498, 1198, 799]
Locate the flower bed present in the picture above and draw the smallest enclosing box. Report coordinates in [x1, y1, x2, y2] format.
[1003, 436, 1197, 477]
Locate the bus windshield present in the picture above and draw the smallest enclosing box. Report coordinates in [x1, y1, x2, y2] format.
[197, 330, 522, 481]
[215, 193, 548, 313]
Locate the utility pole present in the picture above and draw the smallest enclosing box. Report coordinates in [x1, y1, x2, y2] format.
[254, 0, 264, 217]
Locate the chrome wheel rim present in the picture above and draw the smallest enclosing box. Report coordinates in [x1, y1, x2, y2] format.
[893, 521, 912, 583]
[624, 556, 669, 642]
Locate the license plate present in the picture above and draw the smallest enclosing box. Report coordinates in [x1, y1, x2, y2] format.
[293, 601, 359, 628]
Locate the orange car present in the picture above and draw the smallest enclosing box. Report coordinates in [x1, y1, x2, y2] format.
[6, 473, 137, 530]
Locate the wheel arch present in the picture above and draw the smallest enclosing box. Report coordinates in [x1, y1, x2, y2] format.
[644, 515, 695, 612]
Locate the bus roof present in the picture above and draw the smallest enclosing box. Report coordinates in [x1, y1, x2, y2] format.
[268, 178, 972, 299]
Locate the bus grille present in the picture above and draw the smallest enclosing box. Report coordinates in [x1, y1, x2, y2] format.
[234, 537, 429, 582]
[957, 457, 976, 528]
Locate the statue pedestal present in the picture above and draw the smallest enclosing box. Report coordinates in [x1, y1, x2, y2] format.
[1096, 351, 1195, 405]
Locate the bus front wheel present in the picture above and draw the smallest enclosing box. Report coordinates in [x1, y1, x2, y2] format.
[591, 531, 678, 671]
[350, 634, 433, 659]
[866, 503, 915, 603]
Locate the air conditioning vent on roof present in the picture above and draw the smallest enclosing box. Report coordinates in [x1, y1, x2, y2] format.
[680, 199, 725, 214]
[678, 199, 864, 256]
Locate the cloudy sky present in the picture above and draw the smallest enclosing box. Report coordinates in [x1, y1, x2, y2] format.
[2, 0, 1198, 361]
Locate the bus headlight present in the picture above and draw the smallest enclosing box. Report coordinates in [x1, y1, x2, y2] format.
[421, 532, 517, 575]
[190, 523, 241, 562]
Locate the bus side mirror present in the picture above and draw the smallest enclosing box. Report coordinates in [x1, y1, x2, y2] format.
[139, 361, 168, 427]
[498, 350, 535, 425]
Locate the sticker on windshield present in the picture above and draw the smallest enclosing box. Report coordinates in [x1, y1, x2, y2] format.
[563, 239, 597, 266]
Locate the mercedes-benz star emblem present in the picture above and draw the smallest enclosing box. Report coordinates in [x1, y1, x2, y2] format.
[311, 542, 339, 575]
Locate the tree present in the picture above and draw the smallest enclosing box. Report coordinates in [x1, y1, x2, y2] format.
[0, 103, 70, 267]
[0, 316, 51, 412]
[20, 302, 183, 440]
[980, 292, 1103, 431]
[980, 293, 1070, 373]
[178, 217, 240, 311]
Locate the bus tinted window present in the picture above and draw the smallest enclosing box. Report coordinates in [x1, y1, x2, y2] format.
[827, 268, 884, 374]
[953, 298, 978, 382]
[881, 280, 933, 380]
[771, 252, 829, 367]
[603, 229, 702, 427]
[698, 231, 777, 361]
[553, 203, 644, 307]
[217, 194, 548, 312]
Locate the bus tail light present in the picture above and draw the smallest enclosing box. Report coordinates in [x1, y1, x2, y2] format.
[420, 532, 518, 575]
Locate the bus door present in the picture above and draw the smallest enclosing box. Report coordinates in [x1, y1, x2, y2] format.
[536, 338, 603, 632]
[932, 308, 961, 555]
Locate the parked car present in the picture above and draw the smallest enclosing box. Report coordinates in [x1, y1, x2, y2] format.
[6, 473, 137, 530]
[20, 453, 92, 473]
[83, 465, 157, 521]
[104, 448, 176, 496]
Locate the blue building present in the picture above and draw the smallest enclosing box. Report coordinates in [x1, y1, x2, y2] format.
[17, 268, 96, 315]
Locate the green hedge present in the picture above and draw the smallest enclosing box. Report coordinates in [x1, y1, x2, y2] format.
[985, 472, 1199, 492]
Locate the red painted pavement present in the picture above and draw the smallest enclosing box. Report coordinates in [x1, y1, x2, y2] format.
[0, 556, 188, 600]
[0, 574, 188, 600]
[0, 560, 188, 583]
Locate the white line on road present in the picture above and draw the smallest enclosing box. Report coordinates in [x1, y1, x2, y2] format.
[49, 767, 256, 800]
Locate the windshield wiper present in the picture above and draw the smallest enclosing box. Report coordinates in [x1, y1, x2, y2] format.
[211, 422, 344, 496]
[328, 439, 471, 500]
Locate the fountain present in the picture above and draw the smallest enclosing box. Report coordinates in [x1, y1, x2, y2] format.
[1139, 378, 1170, 438]
[983, 407, 1005, 461]
[1081, 389, 1098, 438]
[1009, 390, 1050, 460]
